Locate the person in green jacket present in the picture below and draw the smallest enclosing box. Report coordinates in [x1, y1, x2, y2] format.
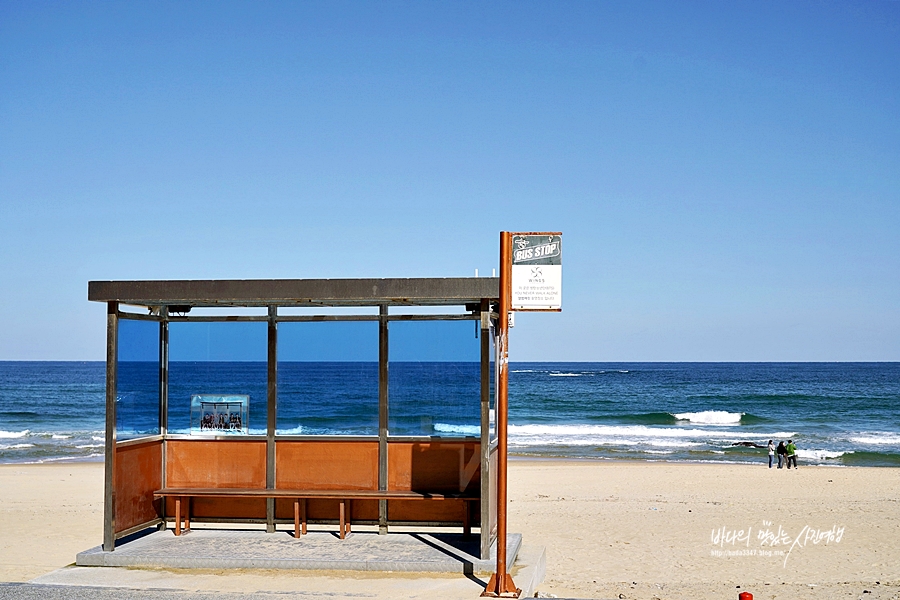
[786, 440, 798, 469]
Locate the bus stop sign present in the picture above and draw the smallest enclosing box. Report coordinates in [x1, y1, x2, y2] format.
[510, 233, 562, 311]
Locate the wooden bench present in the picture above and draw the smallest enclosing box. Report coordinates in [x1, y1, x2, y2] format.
[153, 488, 478, 539]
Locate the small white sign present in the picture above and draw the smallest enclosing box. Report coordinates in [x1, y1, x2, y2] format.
[510, 234, 562, 311]
[512, 264, 562, 310]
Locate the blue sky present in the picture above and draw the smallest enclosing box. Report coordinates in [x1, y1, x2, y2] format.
[1, 1, 898, 361]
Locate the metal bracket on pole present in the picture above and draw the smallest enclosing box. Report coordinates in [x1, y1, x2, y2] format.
[482, 232, 521, 598]
[480, 309, 491, 331]
[482, 573, 521, 599]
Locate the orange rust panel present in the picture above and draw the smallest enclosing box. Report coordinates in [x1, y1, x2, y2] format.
[388, 499, 467, 523]
[275, 441, 378, 490]
[308, 499, 342, 521]
[274, 498, 379, 521]
[184, 496, 267, 519]
[166, 440, 266, 488]
[115, 439, 163, 533]
[388, 441, 480, 493]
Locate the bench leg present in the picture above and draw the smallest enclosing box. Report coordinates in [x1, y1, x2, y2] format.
[294, 500, 300, 539]
[301, 498, 307, 535]
[463, 500, 471, 539]
[175, 497, 181, 536]
[378, 499, 388, 535]
[339, 500, 346, 539]
[346, 500, 352, 535]
[184, 497, 190, 532]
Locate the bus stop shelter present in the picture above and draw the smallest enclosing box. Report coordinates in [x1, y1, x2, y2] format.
[87, 278, 502, 561]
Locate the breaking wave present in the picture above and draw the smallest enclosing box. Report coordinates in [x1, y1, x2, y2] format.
[0, 430, 30, 439]
[673, 411, 744, 425]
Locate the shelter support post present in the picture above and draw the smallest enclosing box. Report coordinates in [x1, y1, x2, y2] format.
[480, 298, 492, 560]
[483, 232, 521, 597]
[266, 305, 277, 533]
[158, 308, 168, 530]
[103, 301, 118, 552]
[378, 305, 389, 534]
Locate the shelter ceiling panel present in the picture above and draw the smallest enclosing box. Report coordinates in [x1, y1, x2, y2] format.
[89, 278, 499, 307]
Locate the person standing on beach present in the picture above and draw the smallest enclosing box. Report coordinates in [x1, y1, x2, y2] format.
[786, 440, 798, 469]
[767, 440, 775, 468]
[776, 441, 787, 468]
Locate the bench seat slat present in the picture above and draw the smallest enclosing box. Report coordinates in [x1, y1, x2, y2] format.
[154, 488, 478, 540]
[154, 488, 477, 500]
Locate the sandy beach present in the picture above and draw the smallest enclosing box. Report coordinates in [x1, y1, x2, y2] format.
[2, 460, 899, 599]
[509, 460, 900, 599]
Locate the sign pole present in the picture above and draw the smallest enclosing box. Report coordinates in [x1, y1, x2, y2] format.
[483, 231, 521, 598]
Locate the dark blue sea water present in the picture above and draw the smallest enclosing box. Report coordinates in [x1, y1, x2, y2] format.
[1, 362, 899, 466]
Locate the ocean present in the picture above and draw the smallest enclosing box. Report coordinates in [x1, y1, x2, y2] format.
[1, 361, 899, 467]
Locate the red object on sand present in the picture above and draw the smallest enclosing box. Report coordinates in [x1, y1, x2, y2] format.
[738, 592, 753, 600]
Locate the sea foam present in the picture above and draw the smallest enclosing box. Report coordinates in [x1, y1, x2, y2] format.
[796, 449, 849, 460]
[850, 434, 900, 445]
[673, 411, 743, 425]
[0, 430, 29, 439]
[506, 423, 795, 448]
[434, 423, 480, 436]
[276, 426, 305, 435]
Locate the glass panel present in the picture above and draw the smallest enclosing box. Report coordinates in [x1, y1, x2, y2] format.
[389, 320, 481, 437]
[277, 322, 378, 435]
[168, 322, 267, 435]
[116, 318, 160, 440]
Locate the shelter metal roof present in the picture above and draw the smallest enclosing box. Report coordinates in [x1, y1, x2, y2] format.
[88, 278, 500, 308]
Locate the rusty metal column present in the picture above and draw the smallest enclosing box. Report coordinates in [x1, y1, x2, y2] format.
[159, 307, 169, 529]
[483, 232, 520, 597]
[266, 305, 278, 533]
[103, 301, 119, 552]
[378, 304, 389, 534]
